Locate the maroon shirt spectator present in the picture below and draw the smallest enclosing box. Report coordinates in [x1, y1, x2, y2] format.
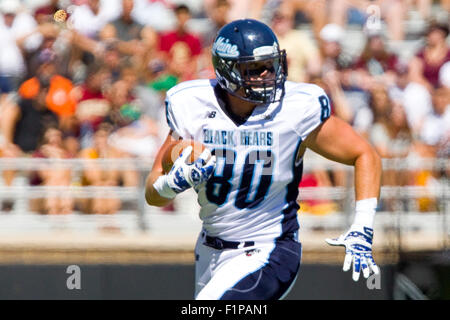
[158, 4, 202, 59]
[159, 30, 202, 58]
[353, 35, 399, 76]
[416, 48, 450, 88]
[157, 4, 202, 81]
[75, 64, 111, 131]
[354, 56, 399, 73]
[409, 22, 450, 90]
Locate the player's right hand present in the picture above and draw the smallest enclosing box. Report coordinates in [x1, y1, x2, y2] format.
[153, 146, 216, 199]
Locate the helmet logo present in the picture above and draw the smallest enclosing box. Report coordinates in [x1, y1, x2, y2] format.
[253, 42, 278, 57]
[213, 37, 239, 58]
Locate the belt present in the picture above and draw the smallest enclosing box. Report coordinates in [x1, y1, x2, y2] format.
[203, 234, 255, 250]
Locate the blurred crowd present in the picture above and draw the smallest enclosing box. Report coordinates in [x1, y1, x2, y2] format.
[0, 0, 448, 215]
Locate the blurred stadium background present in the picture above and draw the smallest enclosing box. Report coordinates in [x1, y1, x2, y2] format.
[0, 0, 449, 299]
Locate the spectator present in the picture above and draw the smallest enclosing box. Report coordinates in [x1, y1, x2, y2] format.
[105, 79, 160, 158]
[440, 61, 450, 89]
[99, 0, 159, 76]
[33, 0, 63, 25]
[78, 122, 138, 214]
[203, 0, 266, 22]
[121, 63, 168, 131]
[101, 0, 143, 43]
[0, 0, 42, 92]
[18, 49, 79, 155]
[105, 79, 141, 129]
[353, 32, 399, 88]
[0, 77, 59, 211]
[297, 169, 339, 216]
[101, 1, 154, 48]
[409, 21, 450, 92]
[369, 84, 392, 123]
[158, 4, 202, 82]
[271, 7, 321, 82]
[0, 1, 447, 218]
[318, 24, 353, 75]
[417, 87, 450, 157]
[107, 111, 160, 158]
[201, 0, 231, 48]
[328, 0, 371, 27]
[19, 50, 77, 118]
[328, 0, 406, 41]
[75, 62, 112, 149]
[438, 62, 450, 161]
[388, 63, 433, 136]
[23, 4, 76, 81]
[1, 83, 59, 156]
[24, 25, 61, 77]
[70, 0, 120, 39]
[411, 86, 449, 212]
[275, 0, 327, 41]
[99, 42, 123, 81]
[368, 85, 413, 210]
[443, 0, 450, 11]
[319, 24, 374, 136]
[132, 0, 176, 32]
[369, 102, 412, 178]
[29, 125, 74, 215]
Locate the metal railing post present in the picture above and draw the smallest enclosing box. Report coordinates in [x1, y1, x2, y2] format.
[137, 169, 148, 232]
[345, 168, 354, 228]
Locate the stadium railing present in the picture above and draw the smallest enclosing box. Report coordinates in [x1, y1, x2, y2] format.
[0, 157, 448, 253]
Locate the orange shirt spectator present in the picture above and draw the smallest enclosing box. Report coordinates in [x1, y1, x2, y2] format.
[18, 75, 77, 117]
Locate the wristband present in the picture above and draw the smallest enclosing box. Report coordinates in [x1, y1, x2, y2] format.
[352, 197, 377, 229]
[153, 175, 177, 199]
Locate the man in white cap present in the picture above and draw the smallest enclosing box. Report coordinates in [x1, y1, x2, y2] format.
[319, 23, 353, 73]
[0, 0, 41, 91]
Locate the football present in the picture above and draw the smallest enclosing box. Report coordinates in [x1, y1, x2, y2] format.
[161, 139, 208, 173]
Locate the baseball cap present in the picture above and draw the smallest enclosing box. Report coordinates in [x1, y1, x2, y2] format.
[0, 0, 21, 15]
[319, 24, 345, 43]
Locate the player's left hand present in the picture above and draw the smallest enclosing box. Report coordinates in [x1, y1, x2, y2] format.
[325, 224, 379, 281]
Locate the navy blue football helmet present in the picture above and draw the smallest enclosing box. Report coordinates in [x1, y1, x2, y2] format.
[212, 19, 287, 104]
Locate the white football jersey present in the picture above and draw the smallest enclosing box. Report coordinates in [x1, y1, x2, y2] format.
[165, 79, 331, 242]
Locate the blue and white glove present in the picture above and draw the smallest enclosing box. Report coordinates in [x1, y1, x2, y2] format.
[153, 146, 216, 199]
[325, 198, 380, 281]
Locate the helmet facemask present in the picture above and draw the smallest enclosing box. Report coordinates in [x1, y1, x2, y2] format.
[213, 50, 287, 104]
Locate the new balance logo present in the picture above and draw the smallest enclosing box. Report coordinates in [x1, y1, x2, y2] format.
[208, 111, 216, 118]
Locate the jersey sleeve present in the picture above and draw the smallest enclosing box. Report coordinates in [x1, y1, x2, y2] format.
[294, 86, 331, 141]
[164, 94, 184, 139]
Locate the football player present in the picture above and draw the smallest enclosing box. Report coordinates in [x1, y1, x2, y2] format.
[145, 19, 381, 300]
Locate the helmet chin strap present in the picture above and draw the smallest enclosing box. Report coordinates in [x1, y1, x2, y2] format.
[228, 88, 270, 104]
[224, 82, 284, 122]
